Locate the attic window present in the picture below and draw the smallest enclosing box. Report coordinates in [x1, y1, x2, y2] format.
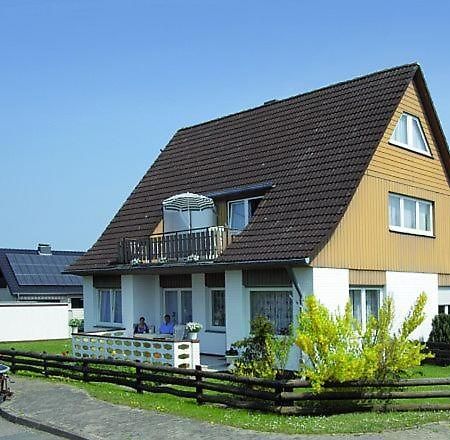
[390, 113, 431, 156]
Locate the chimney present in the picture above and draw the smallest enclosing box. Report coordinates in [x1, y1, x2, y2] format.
[37, 243, 52, 255]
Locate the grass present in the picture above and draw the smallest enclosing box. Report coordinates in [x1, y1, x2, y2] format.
[1, 339, 449, 434]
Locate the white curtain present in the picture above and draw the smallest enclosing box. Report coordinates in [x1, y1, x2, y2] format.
[365, 289, 379, 320]
[403, 199, 416, 228]
[113, 291, 122, 323]
[349, 289, 362, 324]
[411, 118, 427, 151]
[99, 290, 111, 323]
[229, 201, 246, 230]
[393, 114, 408, 144]
[389, 195, 401, 227]
[250, 290, 293, 334]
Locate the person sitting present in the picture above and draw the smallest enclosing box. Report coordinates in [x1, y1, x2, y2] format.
[159, 314, 174, 335]
[134, 316, 149, 334]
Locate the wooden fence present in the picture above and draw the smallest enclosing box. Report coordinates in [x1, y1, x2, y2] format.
[424, 342, 450, 366]
[1, 349, 450, 415]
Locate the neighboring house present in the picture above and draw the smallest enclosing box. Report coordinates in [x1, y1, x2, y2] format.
[0, 244, 84, 310]
[68, 63, 450, 359]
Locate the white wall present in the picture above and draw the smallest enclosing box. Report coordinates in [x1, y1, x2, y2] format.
[82, 276, 96, 331]
[191, 273, 226, 355]
[121, 274, 159, 335]
[225, 270, 249, 349]
[386, 271, 438, 341]
[312, 268, 349, 314]
[0, 303, 70, 342]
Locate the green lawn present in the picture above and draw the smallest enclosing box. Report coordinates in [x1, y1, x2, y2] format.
[1, 339, 449, 435]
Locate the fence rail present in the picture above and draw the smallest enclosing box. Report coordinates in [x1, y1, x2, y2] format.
[117, 226, 237, 264]
[1, 349, 450, 415]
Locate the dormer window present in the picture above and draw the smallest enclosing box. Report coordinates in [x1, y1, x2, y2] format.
[228, 197, 262, 231]
[390, 113, 431, 156]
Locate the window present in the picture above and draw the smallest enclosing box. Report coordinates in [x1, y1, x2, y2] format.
[70, 298, 84, 309]
[439, 305, 450, 314]
[388, 194, 433, 236]
[98, 289, 122, 325]
[390, 113, 431, 155]
[228, 197, 262, 231]
[208, 289, 225, 329]
[250, 290, 293, 335]
[163, 289, 192, 324]
[349, 288, 382, 328]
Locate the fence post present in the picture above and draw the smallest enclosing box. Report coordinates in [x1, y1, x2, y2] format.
[10, 349, 16, 374]
[82, 359, 89, 382]
[275, 380, 292, 413]
[136, 362, 143, 394]
[43, 351, 48, 377]
[195, 365, 203, 405]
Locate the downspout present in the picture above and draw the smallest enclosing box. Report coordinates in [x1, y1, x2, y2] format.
[285, 261, 309, 308]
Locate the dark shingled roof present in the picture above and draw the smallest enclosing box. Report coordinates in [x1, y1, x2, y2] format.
[0, 247, 84, 295]
[69, 63, 425, 273]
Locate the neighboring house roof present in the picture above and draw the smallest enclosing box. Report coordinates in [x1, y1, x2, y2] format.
[0, 247, 84, 295]
[68, 63, 450, 273]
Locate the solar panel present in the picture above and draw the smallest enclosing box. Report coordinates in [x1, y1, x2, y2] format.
[6, 253, 82, 287]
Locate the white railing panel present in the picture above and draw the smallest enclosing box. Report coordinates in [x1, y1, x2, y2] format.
[72, 332, 200, 369]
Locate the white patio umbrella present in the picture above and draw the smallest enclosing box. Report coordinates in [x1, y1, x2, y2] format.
[162, 192, 215, 231]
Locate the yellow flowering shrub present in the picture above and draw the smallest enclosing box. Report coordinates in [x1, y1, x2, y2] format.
[295, 293, 432, 391]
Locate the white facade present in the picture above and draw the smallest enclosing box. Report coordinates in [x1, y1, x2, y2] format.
[386, 271, 438, 340]
[82, 267, 440, 368]
[0, 302, 70, 342]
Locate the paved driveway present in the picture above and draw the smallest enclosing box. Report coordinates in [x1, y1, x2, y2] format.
[1, 376, 449, 440]
[0, 416, 60, 439]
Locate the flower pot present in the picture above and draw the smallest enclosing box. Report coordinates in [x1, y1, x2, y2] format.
[188, 332, 198, 340]
[71, 326, 79, 334]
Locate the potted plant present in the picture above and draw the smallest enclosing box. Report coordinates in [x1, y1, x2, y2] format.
[185, 322, 202, 340]
[225, 344, 239, 367]
[69, 318, 83, 334]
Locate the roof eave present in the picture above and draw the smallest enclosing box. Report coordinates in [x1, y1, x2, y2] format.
[64, 257, 311, 277]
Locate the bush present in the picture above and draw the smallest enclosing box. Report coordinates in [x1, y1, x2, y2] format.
[233, 316, 276, 379]
[428, 314, 450, 343]
[295, 293, 432, 391]
[69, 318, 84, 331]
[272, 325, 295, 373]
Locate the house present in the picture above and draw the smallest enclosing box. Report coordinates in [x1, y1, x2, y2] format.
[0, 244, 85, 342]
[0, 244, 84, 307]
[67, 63, 450, 362]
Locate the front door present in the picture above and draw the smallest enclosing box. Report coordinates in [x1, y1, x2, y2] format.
[163, 289, 192, 324]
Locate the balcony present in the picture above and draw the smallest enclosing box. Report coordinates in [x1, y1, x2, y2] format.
[118, 226, 237, 265]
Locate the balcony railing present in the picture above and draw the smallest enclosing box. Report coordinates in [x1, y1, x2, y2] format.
[118, 226, 238, 264]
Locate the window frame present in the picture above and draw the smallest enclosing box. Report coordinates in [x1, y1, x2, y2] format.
[388, 193, 434, 237]
[389, 112, 431, 157]
[97, 289, 123, 327]
[162, 288, 193, 325]
[206, 288, 226, 332]
[349, 286, 383, 330]
[249, 287, 293, 335]
[227, 196, 263, 231]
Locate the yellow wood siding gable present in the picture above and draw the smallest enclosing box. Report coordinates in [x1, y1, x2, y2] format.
[312, 81, 450, 274]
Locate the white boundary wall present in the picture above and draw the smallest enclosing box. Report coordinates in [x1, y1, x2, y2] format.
[0, 302, 70, 342]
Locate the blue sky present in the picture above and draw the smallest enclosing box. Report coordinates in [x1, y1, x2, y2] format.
[1, 0, 449, 251]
